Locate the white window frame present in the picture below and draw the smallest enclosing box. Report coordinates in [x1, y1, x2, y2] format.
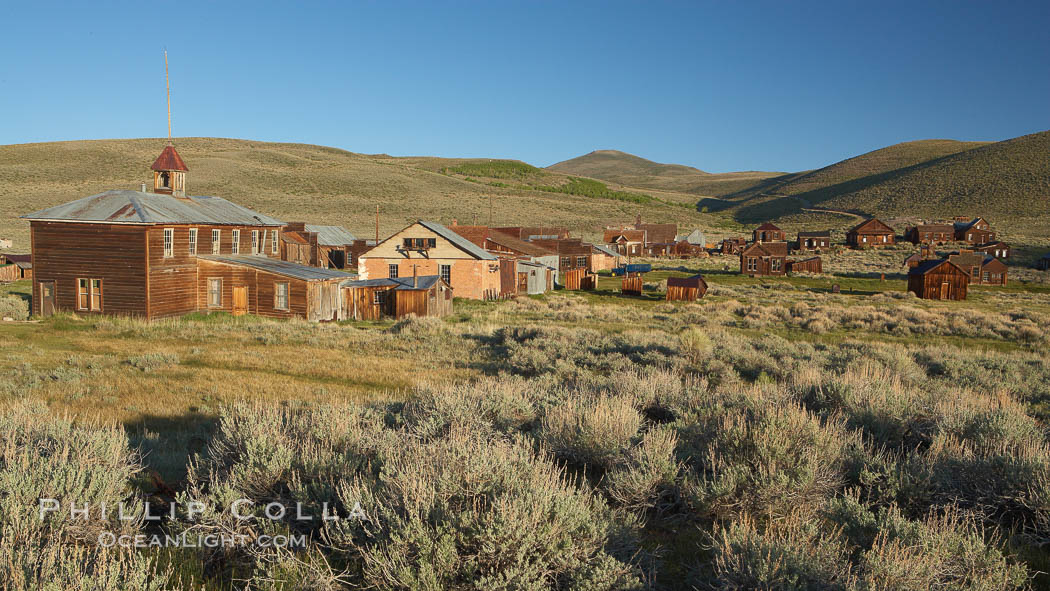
[274, 282, 289, 311]
[212, 229, 221, 254]
[188, 228, 197, 256]
[163, 228, 174, 258]
[232, 230, 240, 254]
[208, 278, 222, 308]
[389, 264, 399, 278]
[440, 264, 451, 284]
[272, 230, 279, 255]
[251, 230, 259, 254]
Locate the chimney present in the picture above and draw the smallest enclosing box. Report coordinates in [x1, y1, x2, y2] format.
[140, 182, 147, 192]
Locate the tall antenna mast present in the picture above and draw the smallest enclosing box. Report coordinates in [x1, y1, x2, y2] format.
[165, 50, 172, 144]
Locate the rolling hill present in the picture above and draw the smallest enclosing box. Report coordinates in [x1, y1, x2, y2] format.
[548, 149, 784, 196]
[0, 138, 718, 250]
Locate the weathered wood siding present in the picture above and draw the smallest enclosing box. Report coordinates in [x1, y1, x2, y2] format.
[666, 276, 707, 301]
[30, 221, 148, 317]
[195, 259, 310, 319]
[908, 266, 969, 301]
[621, 275, 644, 296]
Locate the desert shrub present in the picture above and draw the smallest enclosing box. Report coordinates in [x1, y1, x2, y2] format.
[705, 512, 855, 591]
[387, 314, 447, 336]
[401, 376, 539, 439]
[678, 386, 861, 521]
[603, 426, 683, 514]
[0, 294, 30, 320]
[126, 352, 179, 372]
[538, 394, 643, 470]
[0, 402, 176, 589]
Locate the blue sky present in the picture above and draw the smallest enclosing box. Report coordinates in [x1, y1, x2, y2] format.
[1, 1, 1047, 172]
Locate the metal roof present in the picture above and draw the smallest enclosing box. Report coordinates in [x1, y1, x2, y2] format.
[418, 220, 497, 260]
[797, 230, 831, 237]
[198, 255, 350, 281]
[304, 224, 357, 246]
[591, 244, 620, 257]
[151, 145, 189, 172]
[342, 275, 444, 290]
[21, 190, 285, 226]
[910, 259, 967, 276]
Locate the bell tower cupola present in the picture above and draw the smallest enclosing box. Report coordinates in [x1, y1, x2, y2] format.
[150, 145, 188, 196]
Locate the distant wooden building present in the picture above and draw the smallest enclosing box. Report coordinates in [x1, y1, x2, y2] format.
[590, 244, 622, 272]
[720, 237, 747, 255]
[1038, 253, 1050, 271]
[948, 251, 1008, 286]
[797, 231, 831, 251]
[621, 274, 644, 296]
[905, 223, 954, 244]
[908, 259, 969, 300]
[740, 241, 788, 276]
[846, 218, 895, 248]
[603, 219, 677, 256]
[903, 252, 925, 269]
[341, 274, 452, 320]
[447, 223, 559, 282]
[666, 275, 708, 301]
[753, 222, 785, 243]
[530, 237, 595, 277]
[357, 220, 502, 300]
[20, 145, 349, 321]
[787, 256, 822, 274]
[954, 217, 996, 244]
[974, 241, 1010, 259]
[0, 254, 31, 280]
[492, 226, 570, 241]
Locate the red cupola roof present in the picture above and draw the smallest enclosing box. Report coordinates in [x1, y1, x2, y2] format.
[151, 145, 189, 172]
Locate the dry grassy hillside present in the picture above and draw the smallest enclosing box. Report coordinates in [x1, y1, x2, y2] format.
[734, 139, 991, 198]
[548, 149, 784, 196]
[0, 138, 720, 249]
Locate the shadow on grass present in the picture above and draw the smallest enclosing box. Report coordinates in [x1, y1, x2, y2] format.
[125, 412, 219, 493]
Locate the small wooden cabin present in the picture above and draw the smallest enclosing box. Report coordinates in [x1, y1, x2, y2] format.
[974, 241, 1010, 259]
[753, 222, 785, 243]
[720, 237, 747, 255]
[954, 217, 995, 244]
[846, 218, 895, 248]
[341, 275, 452, 320]
[0, 254, 31, 280]
[797, 231, 831, 251]
[905, 224, 954, 244]
[563, 267, 597, 290]
[621, 274, 644, 296]
[740, 241, 788, 276]
[787, 256, 822, 274]
[907, 259, 969, 301]
[666, 275, 708, 301]
[197, 256, 348, 321]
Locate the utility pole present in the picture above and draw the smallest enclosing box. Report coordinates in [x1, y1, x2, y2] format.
[375, 205, 379, 243]
[164, 50, 172, 144]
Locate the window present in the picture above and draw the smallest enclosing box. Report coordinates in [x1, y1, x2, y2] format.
[882, 235, 887, 243]
[212, 229, 221, 254]
[274, 282, 289, 310]
[188, 228, 197, 256]
[373, 290, 387, 305]
[576, 256, 587, 268]
[560, 256, 570, 268]
[272, 231, 279, 254]
[163, 228, 174, 258]
[440, 264, 451, 284]
[389, 264, 399, 278]
[160, 171, 170, 188]
[232, 230, 240, 254]
[427, 238, 436, 248]
[747, 258, 757, 272]
[76, 278, 102, 311]
[982, 271, 990, 283]
[251, 230, 259, 254]
[208, 279, 222, 307]
[772, 259, 782, 272]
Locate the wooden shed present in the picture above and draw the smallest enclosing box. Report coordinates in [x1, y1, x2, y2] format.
[563, 267, 597, 290]
[787, 256, 822, 274]
[0, 254, 31, 280]
[907, 259, 969, 301]
[197, 256, 348, 321]
[621, 274, 644, 296]
[847, 218, 895, 248]
[341, 275, 453, 320]
[666, 275, 708, 301]
[740, 241, 788, 276]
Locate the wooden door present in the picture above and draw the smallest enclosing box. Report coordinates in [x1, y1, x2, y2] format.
[232, 286, 248, 316]
[940, 282, 950, 300]
[39, 281, 56, 317]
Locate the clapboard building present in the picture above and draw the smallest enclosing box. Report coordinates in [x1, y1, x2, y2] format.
[22, 145, 347, 320]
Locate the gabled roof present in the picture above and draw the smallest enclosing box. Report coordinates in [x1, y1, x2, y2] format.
[151, 145, 189, 172]
[755, 222, 782, 232]
[592, 244, 620, 257]
[486, 231, 555, 257]
[199, 255, 351, 281]
[304, 224, 356, 246]
[667, 274, 707, 289]
[21, 190, 285, 226]
[282, 232, 310, 244]
[909, 259, 968, 276]
[342, 275, 446, 291]
[849, 218, 894, 234]
[797, 230, 831, 238]
[948, 252, 985, 268]
[604, 229, 645, 243]
[637, 223, 677, 244]
[981, 256, 1007, 271]
[677, 229, 706, 244]
[954, 217, 989, 231]
[1, 254, 30, 263]
[418, 220, 497, 260]
[741, 241, 788, 257]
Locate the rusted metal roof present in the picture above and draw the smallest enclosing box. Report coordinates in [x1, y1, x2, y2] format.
[21, 190, 285, 226]
[342, 275, 445, 290]
[910, 259, 967, 276]
[755, 222, 782, 231]
[741, 241, 788, 257]
[419, 220, 497, 260]
[304, 224, 357, 246]
[199, 255, 350, 281]
[151, 145, 189, 171]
